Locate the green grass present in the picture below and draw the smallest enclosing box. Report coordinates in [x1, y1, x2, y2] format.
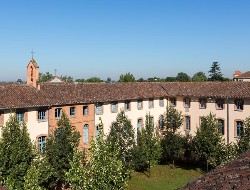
[128, 164, 204, 190]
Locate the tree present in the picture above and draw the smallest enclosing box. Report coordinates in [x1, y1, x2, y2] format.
[107, 110, 135, 172]
[75, 78, 85, 82]
[237, 117, 250, 155]
[45, 112, 80, 189]
[39, 72, 53, 82]
[164, 106, 183, 133]
[208, 62, 223, 81]
[175, 72, 190, 82]
[0, 113, 34, 189]
[165, 77, 176, 82]
[86, 77, 103, 82]
[61, 75, 74, 82]
[133, 114, 162, 175]
[192, 72, 207, 82]
[193, 113, 227, 171]
[137, 77, 145, 82]
[118, 72, 136, 82]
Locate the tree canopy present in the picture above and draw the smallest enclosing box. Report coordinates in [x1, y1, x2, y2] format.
[175, 72, 191, 82]
[118, 72, 136, 82]
[208, 62, 223, 81]
[192, 71, 207, 82]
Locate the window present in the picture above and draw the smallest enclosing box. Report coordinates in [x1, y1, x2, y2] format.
[218, 119, 224, 135]
[236, 121, 243, 137]
[185, 116, 191, 131]
[96, 103, 103, 115]
[159, 115, 164, 129]
[170, 98, 176, 107]
[70, 107, 75, 116]
[38, 110, 46, 120]
[125, 101, 131, 111]
[235, 100, 244, 111]
[137, 100, 143, 109]
[216, 99, 224, 109]
[83, 106, 89, 115]
[111, 102, 117, 113]
[184, 98, 190, 108]
[149, 99, 154, 108]
[38, 136, 46, 153]
[16, 111, 24, 122]
[96, 125, 102, 137]
[159, 98, 164, 107]
[200, 99, 206, 109]
[55, 108, 62, 119]
[137, 119, 142, 133]
[83, 124, 89, 144]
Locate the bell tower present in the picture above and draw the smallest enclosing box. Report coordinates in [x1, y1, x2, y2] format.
[27, 58, 39, 88]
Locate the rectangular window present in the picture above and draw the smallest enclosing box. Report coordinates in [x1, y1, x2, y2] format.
[159, 98, 164, 107]
[16, 111, 24, 122]
[125, 101, 131, 111]
[55, 108, 62, 119]
[70, 107, 75, 116]
[159, 115, 164, 129]
[137, 100, 143, 109]
[235, 100, 244, 111]
[200, 99, 206, 109]
[185, 116, 191, 131]
[184, 98, 190, 108]
[218, 119, 224, 135]
[236, 121, 243, 137]
[111, 102, 117, 113]
[170, 98, 176, 107]
[38, 136, 46, 153]
[96, 103, 103, 115]
[83, 106, 89, 115]
[96, 125, 101, 137]
[83, 124, 89, 144]
[216, 99, 224, 109]
[38, 110, 46, 120]
[137, 119, 142, 132]
[149, 99, 154, 108]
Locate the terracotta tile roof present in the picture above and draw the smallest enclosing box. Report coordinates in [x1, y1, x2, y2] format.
[180, 151, 250, 190]
[236, 71, 250, 79]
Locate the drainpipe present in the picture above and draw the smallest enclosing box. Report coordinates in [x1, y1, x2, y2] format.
[227, 96, 229, 144]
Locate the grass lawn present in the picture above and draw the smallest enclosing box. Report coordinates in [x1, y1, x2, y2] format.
[128, 164, 204, 190]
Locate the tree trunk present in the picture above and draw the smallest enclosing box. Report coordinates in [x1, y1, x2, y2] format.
[206, 159, 209, 172]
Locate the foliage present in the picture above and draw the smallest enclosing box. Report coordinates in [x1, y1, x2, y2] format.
[133, 114, 162, 173]
[147, 77, 164, 82]
[137, 77, 145, 82]
[118, 72, 136, 82]
[175, 72, 191, 82]
[193, 113, 227, 171]
[45, 112, 80, 188]
[0, 113, 34, 189]
[39, 72, 53, 82]
[165, 77, 176, 82]
[164, 106, 183, 133]
[237, 117, 250, 155]
[88, 134, 129, 190]
[107, 110, 136, 172]
[75, 78, 85, 82]
[86, 77, 103, 82]
[61, 75, 74, 82]
[208, 62, 223, 81]
[192, 72, 207, 82]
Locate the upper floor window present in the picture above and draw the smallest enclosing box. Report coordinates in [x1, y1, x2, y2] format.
[170, 98, 176, 107]
[216, 99, 224, 109]
[38, 110, 46, 120]
[96, 103, 103, 115]
[16, 110, 25, 122]
[83, 106, 89, 115]
[184, 98, 190, 108]
[83, 124, 89, 144]
[235, 100, 244, 111]
[137, 119, 142, 133]
[185, 116, 191, 131]
[159, 115, 164, 129]
[218, 119, 224, 135]
[55, 108, 62, 119]
[125, 101, 131, 111]
[199, 98, 206, 109]
[149, 99, 154, 109]
[111, 102, 117, 113]
[38, 136, 46, 153]
[236, 121, 243, 137]
[159, 98, 164, 107]
[70, 107, 75, 116]
[137, 100, 143, 110]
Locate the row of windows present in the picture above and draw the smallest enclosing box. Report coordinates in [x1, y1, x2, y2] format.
[96, 98, 165, 115]
[170, 98, 244, 111]
[54, 106, 89, 119]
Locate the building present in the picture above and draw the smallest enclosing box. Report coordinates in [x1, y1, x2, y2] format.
[1, 59, 250, 151]
[233, 70, 250, 82]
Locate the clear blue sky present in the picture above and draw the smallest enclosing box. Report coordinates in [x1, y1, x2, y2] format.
[0, 0, 250, 81]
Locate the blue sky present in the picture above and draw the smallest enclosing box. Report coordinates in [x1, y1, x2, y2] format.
[0, 0, 250, 81]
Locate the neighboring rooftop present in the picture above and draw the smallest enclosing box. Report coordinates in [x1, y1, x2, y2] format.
[181, 151, 250, 190]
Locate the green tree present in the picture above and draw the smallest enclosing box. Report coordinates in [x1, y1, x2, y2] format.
[165, 77, 176, 82]
[86, 77, 103, 82]
[75, 78, 85, 82]
[0, 113, 34, 189]
[61, 75, 74, 82]
[208, 62, 223, 81]
[39, 72, 53, 82]
[118, 72, 136, 82]
[237, 117, 250, 155]
[175, 72, 191, 82]
[193, 113, 227, 171]
[133, 114, 162, 175]
[192, 71, 207, 82]
[164, 106, 183, 133]
[45, 112, 80, 189]
[137, 77, 145, 82]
